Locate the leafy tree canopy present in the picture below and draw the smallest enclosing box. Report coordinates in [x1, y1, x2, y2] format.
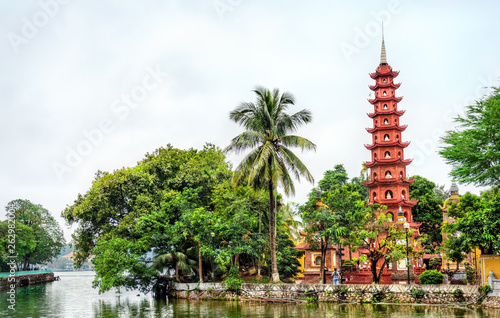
[3, 199, 65, 270]
[440, 87, 500, 186]
[409, 175, 444, 253]
[63, 144, 231, 293]
[443, 187, 500, 255]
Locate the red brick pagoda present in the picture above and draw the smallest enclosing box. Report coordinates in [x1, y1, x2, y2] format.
[363, 35, 418, 226]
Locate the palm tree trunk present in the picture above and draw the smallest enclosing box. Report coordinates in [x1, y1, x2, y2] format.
[198, 246, 203, 283]
[257, 207, 262, 280]
[269, 180, 280, 283]
[176, 263, 183, 283]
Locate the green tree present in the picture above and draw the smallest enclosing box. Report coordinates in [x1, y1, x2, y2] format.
[409, 175, 444, 253]
[440, 87, 500, 186]
[5, 199, 65, 270]
[152, 249, 197, 283]
[63, 144, 231, 293]
[301, 189, 341, 284]
[0, 220, 36, 271]
[351, 206, 413, 284]
[443, 188, 500, 255]
[301, 165, 368, 283]
[225, 86, 316, 282]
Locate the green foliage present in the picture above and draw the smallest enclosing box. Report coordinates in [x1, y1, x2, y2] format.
[410, 287, 427, 299]
[465, 265, 478, 284]
[479, 284, 492, 294]
[419, 270, 444, 285]
[443, 188, 500, 255]
[440, 87, 500, 187]
[225, 86, 316, 282]
[372, 290, 385, 302]
[2, 199, 65, 270]
[274, 230, 304, 279]
[301, 164, 369, 282]
[429, 257, 442, 270]
[222, 266, 243, 292]
[409, 175, 444, 253]
[452, 288, 464, 299]
[63, 144, 232, 293]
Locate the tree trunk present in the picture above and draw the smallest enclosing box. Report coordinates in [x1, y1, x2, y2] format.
[269, 180, 280, 283]
[371, 258, 380, 284]
[198, 245, 203, 283]
[257, 207, 262, 280]
[176, 263, 183, 283]
[376, 259, 387, 283]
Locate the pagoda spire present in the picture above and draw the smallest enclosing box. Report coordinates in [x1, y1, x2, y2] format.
[380, 24, 387, 64]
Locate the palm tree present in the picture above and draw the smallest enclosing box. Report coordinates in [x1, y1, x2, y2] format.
[152, 250, 197, 283]
[279, 202, 303, 244]
[225, 86, 316, 282]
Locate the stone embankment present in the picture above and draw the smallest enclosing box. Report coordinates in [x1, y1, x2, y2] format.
[170, 282, 500, 308]
[0, 271, 55, 289]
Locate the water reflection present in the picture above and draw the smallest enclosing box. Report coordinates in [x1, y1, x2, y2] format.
[0, 272, 498, 317]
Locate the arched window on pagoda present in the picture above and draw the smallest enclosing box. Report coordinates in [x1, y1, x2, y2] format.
[385, 171, 392, 179]
[375, 119, 378, 125]
[402, 190, 406, 200]
[374, 152, 377, 159]
[384, 151, 391, 159]
[384, 134, 390, 141]
[383, 118, 389, 125]
[398, 151, 401, 158]
[395, 118, 398, 124]
[396, 134, 400, 141]
[383, 104, 388, 109]
[383, 91, 387, 96]
[385, 190, 393, 199]
[373, 172, 377, 179]
[387, 212, 394, 222]
[383, 78, 387, 83]
[399, 171, 403, 179]
[373, 192, 377, 201]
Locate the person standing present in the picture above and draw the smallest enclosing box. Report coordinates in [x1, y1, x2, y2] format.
[332, 268, 340, 285]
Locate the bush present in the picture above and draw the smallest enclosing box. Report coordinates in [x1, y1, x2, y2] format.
[419, 270, 444, 285]
[222, 266, 243, 292]
[479, 284, 492, 294]
[411, 287, 427, 299]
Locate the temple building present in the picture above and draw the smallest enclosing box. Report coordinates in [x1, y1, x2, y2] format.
[295, 34, 423, 284]
[363, 35, 418, 225]
[362, 34, 420, 280]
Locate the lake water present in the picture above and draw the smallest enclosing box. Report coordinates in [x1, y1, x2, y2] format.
[1, 271, 499, 317]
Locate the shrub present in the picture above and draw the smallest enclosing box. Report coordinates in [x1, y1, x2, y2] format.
[222, 266, 243, 292]
[419, 270, 444, 285]
[479, 284, 492, 294]
[411, 287, 427, 299]
[452, 288, 464, 301]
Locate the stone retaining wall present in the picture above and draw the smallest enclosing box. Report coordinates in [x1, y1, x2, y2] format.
[0, 272, 54, 289]
[170, 282, 500, 307]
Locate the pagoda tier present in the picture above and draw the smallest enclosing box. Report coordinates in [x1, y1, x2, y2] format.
[369, 68, 399, 79]
[368, 96, 403, 104]
[369, 82, 401, 90]
[366, 124, 407, 133]
[367, 109, 405, 118]
[368, 197, 418, 207]
[364, 157, 413, 168]
[363, 176, 415, 186]
[364, 141, 410, 150]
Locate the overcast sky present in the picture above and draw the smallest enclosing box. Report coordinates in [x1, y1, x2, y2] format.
[1, 1, 499, 241]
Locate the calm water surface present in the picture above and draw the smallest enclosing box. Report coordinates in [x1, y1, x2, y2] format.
[1, 272, 499, 317]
